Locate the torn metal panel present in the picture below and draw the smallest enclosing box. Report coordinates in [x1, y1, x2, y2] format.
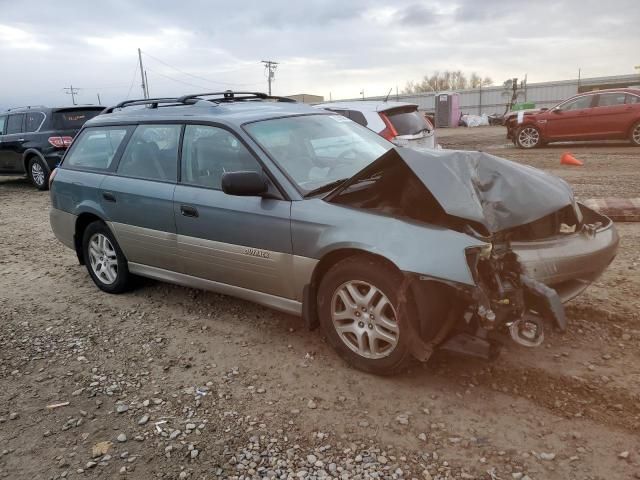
[332, 147, 577, 235]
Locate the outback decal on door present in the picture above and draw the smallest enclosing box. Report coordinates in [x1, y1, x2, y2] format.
[243, 247, 271, 259]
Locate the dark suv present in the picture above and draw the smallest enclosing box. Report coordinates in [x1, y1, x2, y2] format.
[0, 105, 104, 189]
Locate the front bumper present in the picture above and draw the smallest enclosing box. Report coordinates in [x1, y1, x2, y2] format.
[511, 204, 619, 302]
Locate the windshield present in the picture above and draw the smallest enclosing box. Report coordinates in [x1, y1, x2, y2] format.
[245, 114, 392, 194]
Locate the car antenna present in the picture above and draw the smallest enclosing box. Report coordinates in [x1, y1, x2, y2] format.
[384, 88, 392, 102]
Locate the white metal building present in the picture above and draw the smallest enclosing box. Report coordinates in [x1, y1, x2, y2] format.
[337, 74, 640, 116]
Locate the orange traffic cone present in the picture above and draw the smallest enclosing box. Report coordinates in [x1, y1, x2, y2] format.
[560, 152, 583, 166]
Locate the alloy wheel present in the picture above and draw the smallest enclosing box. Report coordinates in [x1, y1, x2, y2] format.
[31, 162, 45, 186]
[331, 280, 399, 359]
[633, 124, 640, 145]
[518, 127, 540, 148]
[88, 233, 118, 285]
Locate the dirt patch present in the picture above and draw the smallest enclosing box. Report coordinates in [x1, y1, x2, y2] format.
[1, 128, 640, 479]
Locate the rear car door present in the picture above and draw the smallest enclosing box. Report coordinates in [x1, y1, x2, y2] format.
[174, 124, 294, 298]
[589, 92, 632, 137]
[0, 113, 26, 172]
[545, 94, 596, 140]
[100, 124, 181, 272]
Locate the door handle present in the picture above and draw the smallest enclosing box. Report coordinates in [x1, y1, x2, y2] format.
[18, 138, 25, 142]
[102, 192, 116, 202]
[180, 205, 198, 217]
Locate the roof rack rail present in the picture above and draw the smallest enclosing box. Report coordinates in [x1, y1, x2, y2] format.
[6, 105, 47, 112]
[102, 97, 181, 114]
[177, 91, 296, 104]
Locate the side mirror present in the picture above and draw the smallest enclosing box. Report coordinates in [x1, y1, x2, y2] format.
[221, 171, 268, 197]
[540, 107, 549, 112]
[552, 108, 562, 114]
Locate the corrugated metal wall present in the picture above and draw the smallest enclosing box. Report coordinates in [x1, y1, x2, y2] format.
[338, 74, 640, 116]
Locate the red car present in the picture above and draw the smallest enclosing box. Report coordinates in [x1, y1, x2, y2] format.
[506, 88, 640, 148]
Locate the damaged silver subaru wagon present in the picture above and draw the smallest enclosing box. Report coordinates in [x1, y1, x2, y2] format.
[49, 92, 619, 375]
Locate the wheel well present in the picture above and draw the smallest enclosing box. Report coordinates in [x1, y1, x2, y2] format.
[310, 249, 401, 291]
[74, 213, 103, 265]
[23, 153, 39, 173]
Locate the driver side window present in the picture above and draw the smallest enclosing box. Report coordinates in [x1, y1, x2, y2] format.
[180, 125, 261, 189]
[562, 96, 593, 111]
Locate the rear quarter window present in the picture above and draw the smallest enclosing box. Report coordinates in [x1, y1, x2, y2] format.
[25, 112, 45, 133]
[63, 126, 130, 171]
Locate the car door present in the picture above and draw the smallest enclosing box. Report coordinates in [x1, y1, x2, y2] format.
[100, 124, 181, 272]
[586, 92, 632, 138]
[0, 113, 26, 172]
[545, 94, 596, 140]
[0, 114, 8, 172]
[174, 124, 294, 299]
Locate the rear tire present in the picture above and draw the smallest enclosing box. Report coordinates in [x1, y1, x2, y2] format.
[631, 121, 640, 146]
[317, 255, 414, 375]
[28, 156, 49, 190]
[82, 221, 132, 294]
[515, 125, 543, 149]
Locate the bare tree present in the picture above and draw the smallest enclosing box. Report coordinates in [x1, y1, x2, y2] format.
[403, 71, 493, 94]
[501, 78, 526, 114]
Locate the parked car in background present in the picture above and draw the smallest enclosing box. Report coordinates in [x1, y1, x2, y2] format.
[506, 88, 640, 148]
[316, 101, 438, 149]
[49, 91, 618, 375]
[0, 105, 104, 189]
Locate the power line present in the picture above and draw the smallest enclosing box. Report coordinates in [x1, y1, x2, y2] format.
[141, 50, 263, 88]
[144, 67, 212, 90]
[125, 60, 140, 100]
[261, 60, 278, 95]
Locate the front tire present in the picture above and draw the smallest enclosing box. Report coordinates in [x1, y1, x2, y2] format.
[631, 121, 640, 146]
[28, 156, 49, 190]
[317, 256, 413, 375]
[82, 222, 132, 294]
[515, 125, 543, 149]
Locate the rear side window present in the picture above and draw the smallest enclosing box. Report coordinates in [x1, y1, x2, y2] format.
[6, 114, 24, 134]
[0, 115, 6, 135]
[64, 127, 128, 170]
[25, 112, 45, 133]
[627, 94, 640, 104]
[385, 108, 429, 135]
[596, 93, 627, 107]
[181, 125, 261, 189]
[52, 109, 103, 130]
[117, 124, 181, 182]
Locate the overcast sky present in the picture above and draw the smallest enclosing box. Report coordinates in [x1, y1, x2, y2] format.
[1, 0, 638, 108]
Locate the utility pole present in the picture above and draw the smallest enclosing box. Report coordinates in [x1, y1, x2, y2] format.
[578, 68, 581, 91]
[96, 93, 102, 105]
[145, 70, 150, 98]
[261, 60, 278, 95]
[138, 48, 148, 99]
[64, 85, 80, 105]
[360, 89, 365, 100]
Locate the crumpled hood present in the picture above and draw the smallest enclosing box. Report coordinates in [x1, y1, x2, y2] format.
[378, 147, 575, 234]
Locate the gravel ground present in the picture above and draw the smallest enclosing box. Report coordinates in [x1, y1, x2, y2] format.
[1, 126, 639, 480]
